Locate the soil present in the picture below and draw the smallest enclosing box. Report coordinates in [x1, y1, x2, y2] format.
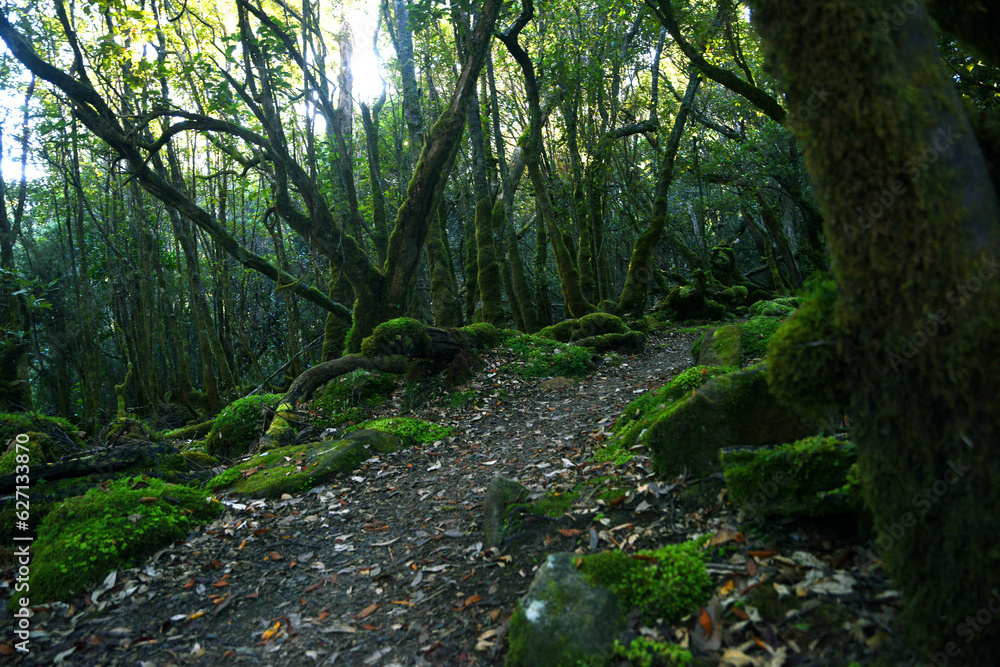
[2, 330, 920, 666]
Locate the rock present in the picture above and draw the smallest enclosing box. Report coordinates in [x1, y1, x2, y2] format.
[696, 324, 742, 367]
[506, 553, 624, 667]
[720, 436, 860, 520]
[641, 364, 817, 478]
[481, 476, 529, 549]
[207, 429, 405, 498]
[539, 377, 576, 392]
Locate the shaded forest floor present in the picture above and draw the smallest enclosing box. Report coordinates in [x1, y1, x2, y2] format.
[4, 330, 921, 666]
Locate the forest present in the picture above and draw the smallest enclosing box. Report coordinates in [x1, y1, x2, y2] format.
[2, 0, 1000, 664]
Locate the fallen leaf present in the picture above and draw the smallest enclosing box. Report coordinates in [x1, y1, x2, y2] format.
[139, 497, 157, 504]
[455, 594, 482, 611]
[357, 602, 380, 619]
[557, 528, 581, 538]
[317, 611, 331, 621]
[261, 620, 282, 642]
[747, 550, 778, 559]
[268, 551, 283, 561]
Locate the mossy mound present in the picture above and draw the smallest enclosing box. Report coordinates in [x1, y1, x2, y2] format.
[766, 279, 848, 417]
[345, 416, 451, 444]
[641, 364, 817, 478]
[611, 637, 693, 666]
[695, 324, 743, 367]
[538, 313, 647, 354]
[749, 297, 802, 318]
[18, 476, 219, 609]
[602, 366, 735, 465]
[360, 317, 432, 358]
[207, 430, 405, 498]
[0, 431, 64, 474]
[205, 393, 282, 459]
[0, 412, 85, 455]
[504, 334, 596, 378]
[459, 322, 504, 349]
[311, 369, 398, 429]
[740, 315, 784, 359]
[721, 436, 859, 519]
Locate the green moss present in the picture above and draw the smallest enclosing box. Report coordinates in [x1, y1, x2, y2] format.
[612, 637, 693, 666]
[537, 312, 631, 344]
[699, 325, 742, 367]
[18, 476, 220, 609]
[360, 317, 432, 358]
[578, 540, 712, 623]
[0, 412, 85, 455]
[504, 334, 595, 378]
[766, 280, 847, 416]
[345, 416, 451, 444]
[740, 315, 784, 359]
[721, 436, 858, 519]
[0, 431, 59, 474]
[749, 297, 801, 318]
[459, 322, 504, 349]
[204, 393, 282, 459]
[310, 369, 398, 429]
[531, 489, 579, 517]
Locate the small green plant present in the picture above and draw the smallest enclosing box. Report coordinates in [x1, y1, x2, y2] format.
[611, 637, 693, 666]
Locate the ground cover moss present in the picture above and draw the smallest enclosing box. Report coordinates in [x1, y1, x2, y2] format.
[578, 539, 712, 623]
[459, 322, 504, 349]
[19, 476, 219, 609]
[504, 333, 595, 378]
[205, 393, 282, 459]
[345, 416, 452, 444]
[0, 412, 84, 448]
[311, 369, 398, 429]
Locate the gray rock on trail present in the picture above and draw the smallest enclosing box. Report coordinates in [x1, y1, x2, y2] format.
[506, 552, 624, 667]
[481, 476, 529, 549]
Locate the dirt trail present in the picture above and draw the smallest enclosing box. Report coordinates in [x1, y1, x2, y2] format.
[7, 331, 699, 666]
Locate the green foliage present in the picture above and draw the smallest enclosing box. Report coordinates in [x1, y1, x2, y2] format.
[611, 637, 693, 666]
[504, 334, 595, 378]
[205, 394, 282, 459]
[531, 489, 580, 517]
[345, 416, 452, 444]
[360, 317, 432, 358]
[740, 315, 783, 359]
[579, 540, 712, 623]
[20, 476, 219, 608]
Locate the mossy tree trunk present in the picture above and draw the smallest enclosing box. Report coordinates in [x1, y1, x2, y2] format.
[499, 1, 594, 319]
[0, 81, 33, 412]
[750, 0, 1000, 659]
[618, 70, 700, 317]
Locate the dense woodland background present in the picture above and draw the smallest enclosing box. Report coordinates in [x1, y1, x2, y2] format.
[0, 0, 994, 433]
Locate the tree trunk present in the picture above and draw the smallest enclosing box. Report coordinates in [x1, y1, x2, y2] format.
[618, 71, 700, 317]
[750, 0, 1000, 659]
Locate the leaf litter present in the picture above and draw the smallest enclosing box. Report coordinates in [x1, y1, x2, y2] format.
[2, 330, 913, 665]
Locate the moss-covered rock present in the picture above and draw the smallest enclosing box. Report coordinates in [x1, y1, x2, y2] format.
[345, 416, 451, 444]
[642, 364, 817, 478]
[17, 476, 219, 609]
[205, 394, 282, 459]
[508, 541, 711, 666]
[207, 430, 406, 498]
[740, 315, 784, 359]
[749, 297, 801, 318]
[507, 553, 625, 667]
[601, 366, 735, 465]
[0, 412, 85, 453]
[696, 324, 743, 367]
[360, 317, 432, 358]
[721, 436, 859, 519]
[459, 322, 504, 350]
[482, 476, 530, 549]
[309, 369, 398, 430]
[766, 279, 848, 417]
[537, 313, 647, 354]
